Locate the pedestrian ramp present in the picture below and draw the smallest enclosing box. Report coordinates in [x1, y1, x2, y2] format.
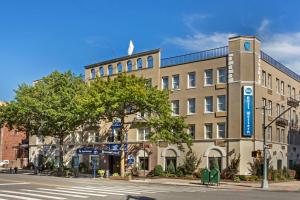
[0, 185, 209, 199]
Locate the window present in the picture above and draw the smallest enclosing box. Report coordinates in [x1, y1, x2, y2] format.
[90, 68, 96, 79]
[267, 126, 272, 141]
[281, 129, 285, 143]
[204, 69, 213, 86]
[205, 123, 213, 139]
[99, 66, 104, 77]
[187, 98, 196, 114]
[267, 74, 272, 89]
[280, 81, 284, 95]
[172, 74, 180, 89]
[171, 100, 179, 115]
[217, 123, 226, 138]
[165, 157, 176, 171]
[188, 72, 196, 88]
[217, 95, 226, 112]
[276, 104, 280, 117]
[90, 132, 100, 143]
[108, 65, 113, 76]
[276, 78, 280, 94]
[139, 157, 149, 170]
[147, 56, 153, 68]
[205, 96, 213, 113]
[138, 128, 150, 141]
[162, 76, 169, 90]
[262, 70, 266, 87]
[268, 100, 272, 116]
[277, 159, 282, 170]
[117, 63, 122, 73]
[137, 58, 143, 70]
[262, 98, 266, 114]
[281, 105, 285, 119]
[292, 87, 295, 99]
[127, 60, 132, 72]
[188, 124, 195, 139]
[218, 67, 227, 84]
[277, 128, 280, 142]
[288, 85, 291, 97]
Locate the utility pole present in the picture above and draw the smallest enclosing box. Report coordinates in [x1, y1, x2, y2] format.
[262, 105, 268, 189]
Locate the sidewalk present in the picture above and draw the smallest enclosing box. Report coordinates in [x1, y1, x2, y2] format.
[130, 178, 300, 192]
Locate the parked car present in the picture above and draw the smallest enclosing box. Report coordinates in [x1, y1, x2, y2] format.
[0, 160, 9, 167]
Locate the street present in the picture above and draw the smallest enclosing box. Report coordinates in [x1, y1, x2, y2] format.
[0, 174, 298, 200]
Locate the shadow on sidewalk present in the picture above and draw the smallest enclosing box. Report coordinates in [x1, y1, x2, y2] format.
[126, 195, 156, 200]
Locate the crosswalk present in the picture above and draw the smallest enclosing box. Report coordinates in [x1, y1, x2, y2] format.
[0, 184, 211, 199]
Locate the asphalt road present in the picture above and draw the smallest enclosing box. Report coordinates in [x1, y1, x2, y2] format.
[0, 173, 298, 200]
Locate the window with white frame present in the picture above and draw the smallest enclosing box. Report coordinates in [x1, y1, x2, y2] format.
[277, 128, 280, 142]
[267, 126, 272, 141]
[267, 73, 272, 89]
[217, 67, 227, 84]
[90, 68, 96, 79]
[136, 111, 148, 120]
[262, 70, 266, 87]
[217, 123, 226, 138]
[262, 98, 266, 114]
[268, 100, 272, 116]
[171, 100, 179, 115]
[276, 78, 280, 94]
[292, 87, 295, 99]
[138, 128, 150, 141]
[204, 69, 213, 86]
[281, 105, 285, 119]
[188, 124, 195, 139]
[162, 76, 169, 90]
[205, 96, 213, 113]
[280, 81, 284, 95]
[281, 129, 285, 143]
[276, 104, 280, 117]
[188, 72, 196, 88]
[172, 74, 180, 89]
[288, 85, 291, 97]
[188, 98, 196, 114]
[217, 95, 226, 112]
[205, 123, 213, 139]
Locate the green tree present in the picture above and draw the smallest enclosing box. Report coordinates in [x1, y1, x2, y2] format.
[178, 150, 202, 175]
[0, 71, 91, 175]
[87, 74, 192, 177]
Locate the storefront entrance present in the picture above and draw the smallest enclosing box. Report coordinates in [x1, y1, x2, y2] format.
[108, 155, 120, 175]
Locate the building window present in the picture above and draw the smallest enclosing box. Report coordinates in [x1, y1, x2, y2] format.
[288, 85, 291, 97]
[277, 160, 282, 170]
[162, 76, 169, 90]
[117, 63, 122, 73]
[276, 104, 280, 117]
[99, 66, 104, 77]
[138, 128, 150, 141]
[292, 87, 295, 99]
[172, 74, 180, 90]
[147, 56, 153, 68]
[267, 126, 272, 141]
[276, 78, 280, 94]
[139, 157, 149, 170]
[90, 68, 96, 79]
[108, 65, 113, 76]
[188, 72, 196, 88]
[268, 100, 272, 116]
[171, 100, 179, 116]
[281, 105, 285, 119]
[127, 60, 132, 72]
[205, 96, 213, 113]
[217, 123, 226, 138]
[267, 73, 272, 89]
[262, 98, 266, 114]
[277, 128, 280, 142]
[187, 98, 196, 114]
[281, 129, 285, 143]
[188, 124, 195, 139]
[165, 157, 176, 172]
[217, 67, 227, 84]
[217, 95, 226, 112]
[205, 123, 213, 139]
[204, 69, 213, 86]
[262, 70, 266, 87]
[280, 81, 284, 95]
[137, 58, 143, 70]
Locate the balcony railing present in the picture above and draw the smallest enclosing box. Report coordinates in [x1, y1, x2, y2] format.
[276, 118, 289, 127]
[261, 51, 300, 82]
[161, 46, 228, 68]
[287, 97, 300, 108]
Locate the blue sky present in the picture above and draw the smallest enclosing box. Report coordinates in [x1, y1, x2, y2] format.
[1, 0, 300, 101]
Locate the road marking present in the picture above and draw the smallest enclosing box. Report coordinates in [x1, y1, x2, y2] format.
[0, 182, 29, 186]
[0, 190, 66, 200]
[84, 186, 160, 193]
[0, 193, 41, 200]
[38, 188, 107, 197]
[21, 189, 88, 198]
[61, 187, 124, 195]
[72, 186, 142, 194]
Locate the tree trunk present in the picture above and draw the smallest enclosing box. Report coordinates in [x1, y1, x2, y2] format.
[120, 148, 125, 177]
[57, 135, 64, 176]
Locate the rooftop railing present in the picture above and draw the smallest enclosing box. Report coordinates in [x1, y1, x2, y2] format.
[161, 46, 228, 68]
[261, 51, 300, 82]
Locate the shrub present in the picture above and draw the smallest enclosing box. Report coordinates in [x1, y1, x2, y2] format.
[153, 165, 164, 176]
[293, 164, 300, 179]
[177, 151, 202, 175]
[98, 169, 105, 177]
[175, 169, 184, 177]
[79, 162, 87, 173]
[239, 175, 247, 181]
[248, 157, 272, 177]
[112, 173, 120, 176]
[222, 154, 240, 180]
[166, 161, 176, 174]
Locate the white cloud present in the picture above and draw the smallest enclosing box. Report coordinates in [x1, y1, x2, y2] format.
[257, 19, 271, 34]
[261, 32, 300, 74]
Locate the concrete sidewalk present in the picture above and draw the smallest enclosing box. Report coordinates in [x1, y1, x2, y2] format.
[130, 178, 300, 191]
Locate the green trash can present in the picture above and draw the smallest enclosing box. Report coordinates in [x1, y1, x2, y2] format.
[209, 168, 220, 185]
[201, 168, 210, 185]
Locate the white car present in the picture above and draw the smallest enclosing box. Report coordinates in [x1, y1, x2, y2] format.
[0, 160, 9, 167]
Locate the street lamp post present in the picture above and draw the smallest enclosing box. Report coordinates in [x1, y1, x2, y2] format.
[262, 106, 268, 189]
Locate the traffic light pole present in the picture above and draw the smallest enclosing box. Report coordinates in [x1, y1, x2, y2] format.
[262, 106, 268, 189]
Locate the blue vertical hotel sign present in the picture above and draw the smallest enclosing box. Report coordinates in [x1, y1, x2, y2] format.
[243, 86, 254, 137]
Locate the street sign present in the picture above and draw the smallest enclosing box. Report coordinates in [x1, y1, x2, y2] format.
[127, 155, 135, 165]
[242, 86, 254, 137]
[76, 147, 99, 155]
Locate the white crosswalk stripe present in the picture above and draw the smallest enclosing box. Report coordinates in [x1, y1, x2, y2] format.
[0, 193, 42, 200]
[71, 186, 142, 194]
[37, 188, 107, 197]
[58, 187, 124, 196]
[81, 186, 161, 193]
[0, 190, 66, 200]
[21, 189, 88, 199]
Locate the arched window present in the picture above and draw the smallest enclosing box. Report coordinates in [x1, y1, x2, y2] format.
[108, 65, 113, 76]
[117, 63, 122, 73]
[99, 66, 104, 77]
[127, 60, 132, 72]
[147, 56, 153, 68]
[137, 58, 143, 70]
[90, 68, 96, 79]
